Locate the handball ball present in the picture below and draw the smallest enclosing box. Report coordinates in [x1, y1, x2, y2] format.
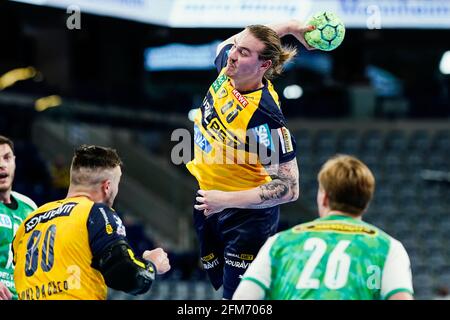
[304, 11, 346, 51]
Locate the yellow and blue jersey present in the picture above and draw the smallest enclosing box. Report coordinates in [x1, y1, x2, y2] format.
[186, 44, 297, 191]
[12, 196, 128, 300]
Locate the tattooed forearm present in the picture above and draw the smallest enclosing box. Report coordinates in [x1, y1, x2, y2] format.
[259, 179, 289, 201]
[249, 158, 299, 209]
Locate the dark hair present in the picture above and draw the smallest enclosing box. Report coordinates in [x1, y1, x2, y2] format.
[0, 135, 14, 153]
[246, 24, 297, 80]
[71, 145, 122, 170]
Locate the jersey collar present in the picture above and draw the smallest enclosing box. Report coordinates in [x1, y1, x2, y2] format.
[320, 213, 359, 221]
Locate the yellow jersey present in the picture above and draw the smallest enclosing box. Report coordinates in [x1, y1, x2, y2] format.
[186, 44, 296, 191]
[13, 196, 128, 300]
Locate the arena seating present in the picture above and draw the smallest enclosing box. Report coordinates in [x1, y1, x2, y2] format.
[109, 128, 449, 300]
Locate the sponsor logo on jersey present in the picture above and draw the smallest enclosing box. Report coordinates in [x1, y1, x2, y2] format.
[252, 124, 274, 151]
[217, 87, 228, 99]
[231, 88, 249, 108]
[202, 97, 214, 123]
[0, 279, 13, 289]
[0, 271, 13, 281]
[212, 74, 227, 93]
[99, 207, 110, 224]
[226, 252, 255, 261]
[0, 214, 12, 229]
[278, 127, 293, 154]
[202, 255, 220, 270]
[202, 259, 220, 270]
[239, 254, 254, 261]
[114, 215, 126, 237]
[105, 224, 113, 235]
[201, 253, 215, 262]
[293, 223, 377, 235]
[99, 207, 114, 235]
[194, 125, 212, 153]
[25, 203, 77, 233]
[224, 257, 250, 269]
[207, 118, 242, 147]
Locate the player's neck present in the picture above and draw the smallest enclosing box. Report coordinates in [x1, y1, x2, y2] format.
[66, 187, 100, 202]
[0, 189, 12, 204]
[231, 78, 264, 92]
[66, 191, 93, 200]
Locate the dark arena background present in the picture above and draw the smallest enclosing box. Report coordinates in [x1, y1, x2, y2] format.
[0, 0, 449, 301]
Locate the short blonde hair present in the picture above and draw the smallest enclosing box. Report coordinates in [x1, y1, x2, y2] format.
[247, 25, 297, 80]
[318, 155, 375, 215]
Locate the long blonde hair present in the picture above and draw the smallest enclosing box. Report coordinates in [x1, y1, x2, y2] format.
[247, 24, 297, 80]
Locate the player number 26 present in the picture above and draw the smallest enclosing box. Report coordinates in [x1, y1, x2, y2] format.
[296, 238, 351, 290]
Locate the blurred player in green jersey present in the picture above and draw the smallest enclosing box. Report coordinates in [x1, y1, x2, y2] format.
[233, 155, 413, 300]
[0, 135, 37, 300]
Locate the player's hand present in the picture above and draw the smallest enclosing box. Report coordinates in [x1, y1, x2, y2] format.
[142, 248, 171, 275]
[0, 282, 12, 300]
[289, 20, 316, 51]
[194, 189, 229, 217]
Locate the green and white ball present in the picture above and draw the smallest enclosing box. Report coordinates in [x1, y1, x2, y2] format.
[304, 11, 346, 51]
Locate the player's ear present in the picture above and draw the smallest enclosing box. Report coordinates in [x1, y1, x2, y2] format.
[261, 59, 272, 71]
[322, 191, 330, 207]
[101, 179, 111, 195]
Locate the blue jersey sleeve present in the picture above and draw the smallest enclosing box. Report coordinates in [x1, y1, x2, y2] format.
[247, 89, 297, 165]
[214, 43, 232, 73]
[87, 203, 128, 259]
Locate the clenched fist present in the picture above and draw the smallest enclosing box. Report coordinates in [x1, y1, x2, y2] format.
[142, 248, 171, 275]
[194, 189, 231, 217]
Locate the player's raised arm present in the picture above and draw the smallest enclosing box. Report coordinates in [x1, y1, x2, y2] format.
[266, 20, 316, 50]
[194, 158, 299, 216]
[217, 20, 316, 58]
[189, 22, 304, 299]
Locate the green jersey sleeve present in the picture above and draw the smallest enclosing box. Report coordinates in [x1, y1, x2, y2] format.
[381, 237, 414, 299]
[239, 234, 279, 295]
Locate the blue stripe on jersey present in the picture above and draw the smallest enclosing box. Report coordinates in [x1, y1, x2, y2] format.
[249, 85, 286, 129]
[247, 86, 297, 164]
[214, 43, 232, 73]
[87, 204, 127, 260]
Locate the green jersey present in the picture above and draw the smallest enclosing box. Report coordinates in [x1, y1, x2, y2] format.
[239, 214, 413, 300]
[0, 191, 36, 299]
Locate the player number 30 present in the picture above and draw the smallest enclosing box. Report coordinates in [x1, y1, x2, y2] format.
[25, 224, 57, 277]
